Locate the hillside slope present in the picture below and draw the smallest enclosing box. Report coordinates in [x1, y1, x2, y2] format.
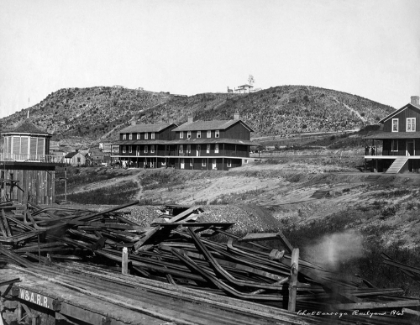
[0, 85, 394, 145]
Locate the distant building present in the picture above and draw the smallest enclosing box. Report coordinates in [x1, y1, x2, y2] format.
[111, 113, 257, 170]
[235, 84, 253, 93]
[64, 151, 86, 166]
[99, 142, 112, 153]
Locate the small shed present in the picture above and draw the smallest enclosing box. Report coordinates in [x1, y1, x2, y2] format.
[64, 151, 86, 166]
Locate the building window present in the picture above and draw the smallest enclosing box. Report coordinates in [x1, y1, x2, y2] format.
[215, 144, 219, 153]
[391, 140, 398, 152]
[122, 146, 126, 153]
[151, 145, 155, 153]
[144, 145, 148, 153]
[123, 134, 126, 140]
[180, 132, 184, 139]
[227, 159, 231, 167]
[77, 157, 81, 163]
[145, 133, 148, 140]
[407, 118, 416, 132]
[187, 144, 191, 154]
[392, 118, 398, 132]
[206, 144, 210, 153]
[202, 159, 206, 167]
[137, 133, 140, 140]
[129, 145, 132, 153]
[215, 130, 220, 138]
[179, 145, 183, 154]
[207, 130, 211, 138]
[197, 131, 201, 138]
[129, 133, 132, 140]
[181, 158, 185, 169]
[190, 160, 193, 167]
[187, 131, 191, 139]
[151, 132, 155, 139]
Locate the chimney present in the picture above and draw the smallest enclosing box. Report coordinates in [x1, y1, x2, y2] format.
[131, 120, 136, 126]
[188, 115, 194, 123]
[411, 96, 419, 106]
[233, 112, 240, 120]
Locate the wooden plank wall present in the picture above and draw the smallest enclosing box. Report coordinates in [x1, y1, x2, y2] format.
[1, 168, 55, 205]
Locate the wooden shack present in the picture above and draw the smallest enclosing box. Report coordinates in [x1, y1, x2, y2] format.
[1, 120, 57, 204]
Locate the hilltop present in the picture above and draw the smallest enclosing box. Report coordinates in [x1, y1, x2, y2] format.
[0, 85, 394, 147]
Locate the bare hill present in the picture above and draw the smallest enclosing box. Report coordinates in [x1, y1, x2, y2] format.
[0, 85, 394, 146]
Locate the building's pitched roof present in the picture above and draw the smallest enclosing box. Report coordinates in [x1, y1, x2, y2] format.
[380, 103, 420, 123]
[119, 123, 177, 134]
[1, 120, 50, 135]
[65, 152, 78, 158]
[172, 120, 253, 132]
[365, 131, 420, 139]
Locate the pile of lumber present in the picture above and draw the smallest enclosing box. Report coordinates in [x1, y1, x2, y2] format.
[1, 201, 420, 324]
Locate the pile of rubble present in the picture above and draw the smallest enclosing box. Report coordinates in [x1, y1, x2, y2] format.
[1, 200, 420, 324]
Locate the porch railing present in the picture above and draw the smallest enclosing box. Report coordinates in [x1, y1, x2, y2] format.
[0, 153, 64, 163]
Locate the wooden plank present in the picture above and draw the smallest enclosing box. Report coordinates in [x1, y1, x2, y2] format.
[288, 248, 299, 312]
[1, 209, 12, 237]
[402, 308, 420, 316]
[333, 299, 420, 310]
[240, 230, 293, 253]
[168, 206, 203, 223]
[52, 170, 56, 204]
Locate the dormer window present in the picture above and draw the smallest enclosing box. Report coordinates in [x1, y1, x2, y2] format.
[215, 130, 220, 138]
[392, 119, 398, 132]
[180, 132, 184, 139]
[151, 132, 155, 139]
[197, 131, 201, 138]
[207, 130, 211, 138]
[123, 134, 126, 140]
[145, 133, 148, 140]
[407, 118, 416, 132]
[187, 131, 191, 139]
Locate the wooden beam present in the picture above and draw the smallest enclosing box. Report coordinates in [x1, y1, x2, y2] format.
[287, 248, 299, 312]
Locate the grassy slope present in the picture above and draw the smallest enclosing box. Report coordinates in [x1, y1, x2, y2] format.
[0, 85, 394, 146]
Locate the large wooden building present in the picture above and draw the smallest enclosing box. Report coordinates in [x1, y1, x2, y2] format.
[112, 114, 256, 170]
[366, 96, 420, 173]
[1, 121, 57, 204]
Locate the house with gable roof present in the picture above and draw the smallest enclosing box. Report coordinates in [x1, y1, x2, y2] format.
[365, 96, 420, 173]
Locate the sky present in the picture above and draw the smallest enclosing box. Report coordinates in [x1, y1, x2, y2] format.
[0, 0, 419, 118]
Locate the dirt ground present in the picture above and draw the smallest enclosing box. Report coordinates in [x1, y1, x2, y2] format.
[67, 160, 420, 248]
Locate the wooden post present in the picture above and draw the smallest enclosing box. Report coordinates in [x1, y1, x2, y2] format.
[122, 247, 128, 275]
[288, 248, 299, 312]
[64, 168, 67, 203]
